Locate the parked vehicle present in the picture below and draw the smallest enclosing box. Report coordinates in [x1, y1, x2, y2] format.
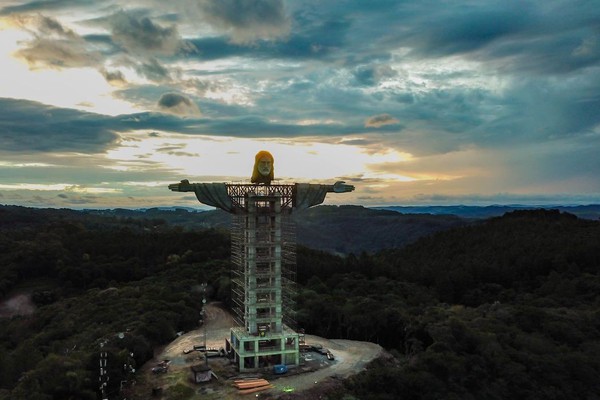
[273, 364, 288, 374]
[151, 365, 167, 374]
[311, 344, 329, 355]
[151, 360, 171, 374]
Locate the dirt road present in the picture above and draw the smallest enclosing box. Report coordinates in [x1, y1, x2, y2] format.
[163, 303, 236, 357]
[270, 335, 382, 393]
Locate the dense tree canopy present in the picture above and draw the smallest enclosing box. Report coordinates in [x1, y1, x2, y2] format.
[296, 209, 600, 399]
[0, 206, 599, 399]
[0, 206, 230, 399]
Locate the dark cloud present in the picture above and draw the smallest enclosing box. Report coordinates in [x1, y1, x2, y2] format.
[106, 110, 371, 139]
[275, 1, 600, 80]
[101, 69, 127, 86]
[182, 14, 350, 63]
[15, 38, 101, 69]
[0, 0, 97, 16]
[108, 11, 194, 56]
[165, 151, 199, 157]
[0, 155, 181, 189]
[157, 93, 201, 116]
[263, 17, 350, 59]
[0, 98, 118, 152]
[135, 58, 171, 81]
[198, 0, 290, 44]
[12, 15, 102, 69]
[353, 64, 397, 86]
[412, 6, 531, 57]
[187, 27, 344, 62]
[184, 1, 600, 76]
[157, 145, 186, 152]
[37, 15, 77, 38]
[365, 114, 400, 128]
[158, 93, 191, 108]
[472, 75, 600, 147]
[482, 29, 600, 75]
[0, 96, 361, 143]
[374, 1, 600, 76]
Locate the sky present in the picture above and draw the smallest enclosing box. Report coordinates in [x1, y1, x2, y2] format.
[1, 0, 599, 210]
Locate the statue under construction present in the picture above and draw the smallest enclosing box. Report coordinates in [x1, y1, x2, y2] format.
[169, 151, 354, 371]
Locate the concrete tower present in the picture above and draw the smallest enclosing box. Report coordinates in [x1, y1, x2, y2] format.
[229, 186, 299, 370]
[168, 151, 354, 372]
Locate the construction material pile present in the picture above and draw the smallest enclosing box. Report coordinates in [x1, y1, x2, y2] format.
[233, 378, 273, 395]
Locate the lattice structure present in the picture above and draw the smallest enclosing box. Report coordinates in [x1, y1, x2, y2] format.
[227, 185, 300, 371]
[226, 184, 295, 210]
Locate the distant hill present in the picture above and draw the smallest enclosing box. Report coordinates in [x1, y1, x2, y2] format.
[11, 204, 599, 254]
[5, 204, 598, 255]
[375, 204, 600, 220]
[85, 205, 470, 254]
[293, 205, 467, 254]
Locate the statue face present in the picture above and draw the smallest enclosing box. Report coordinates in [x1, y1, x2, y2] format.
[258, 157, 272, 176]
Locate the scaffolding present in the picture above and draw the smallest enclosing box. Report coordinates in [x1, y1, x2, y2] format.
[227, 185, 299, 371]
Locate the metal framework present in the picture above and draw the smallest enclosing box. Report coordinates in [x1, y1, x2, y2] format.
[226, 184, 296, 210]
[227, 185, 299, 371]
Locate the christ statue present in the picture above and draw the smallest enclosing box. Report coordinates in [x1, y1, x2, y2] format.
[168, 150, 354, 212]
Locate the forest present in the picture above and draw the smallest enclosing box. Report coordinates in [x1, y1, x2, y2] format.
[0, 205, 599, 399]
[85, 205, 469, 254]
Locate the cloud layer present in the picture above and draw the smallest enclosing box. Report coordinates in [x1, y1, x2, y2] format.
[1, 0, 599, 208]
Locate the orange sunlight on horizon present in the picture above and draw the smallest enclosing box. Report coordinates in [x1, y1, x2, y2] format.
[105, 132, 417, 184]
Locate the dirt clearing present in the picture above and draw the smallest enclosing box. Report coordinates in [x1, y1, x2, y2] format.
[134, 302, 383, 399]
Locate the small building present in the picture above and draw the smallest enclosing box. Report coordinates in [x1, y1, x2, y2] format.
[191, 364, 218, 383]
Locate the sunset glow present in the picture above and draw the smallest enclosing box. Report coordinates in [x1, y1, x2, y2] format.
[0, 1, 598, 209]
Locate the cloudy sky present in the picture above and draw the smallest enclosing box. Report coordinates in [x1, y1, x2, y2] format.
[1, 0, 599, 210]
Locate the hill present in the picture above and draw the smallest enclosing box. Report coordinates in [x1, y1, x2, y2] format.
[294, 205, 468, 254]
[376, 203, 600, 220]
[0, 206, 599, 399]
[86, 204, 469, 254]
[297, 209, 600, 399]
[91, 204, 600, 254]
[0, 205, 232, 399]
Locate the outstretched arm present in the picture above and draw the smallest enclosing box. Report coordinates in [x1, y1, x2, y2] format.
[294, 181, 355, 209]
[168, 179, 194, 192]
[168, 180, 235, 212]
[331, 181, 355, 193]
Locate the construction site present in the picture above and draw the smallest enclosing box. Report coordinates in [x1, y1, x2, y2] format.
[136, 302, 383, 399]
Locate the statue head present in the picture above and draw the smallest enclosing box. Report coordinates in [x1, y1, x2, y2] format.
[251, 150, 274, 184]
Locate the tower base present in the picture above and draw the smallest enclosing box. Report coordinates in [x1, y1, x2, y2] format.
[228, 326, 300, 372]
